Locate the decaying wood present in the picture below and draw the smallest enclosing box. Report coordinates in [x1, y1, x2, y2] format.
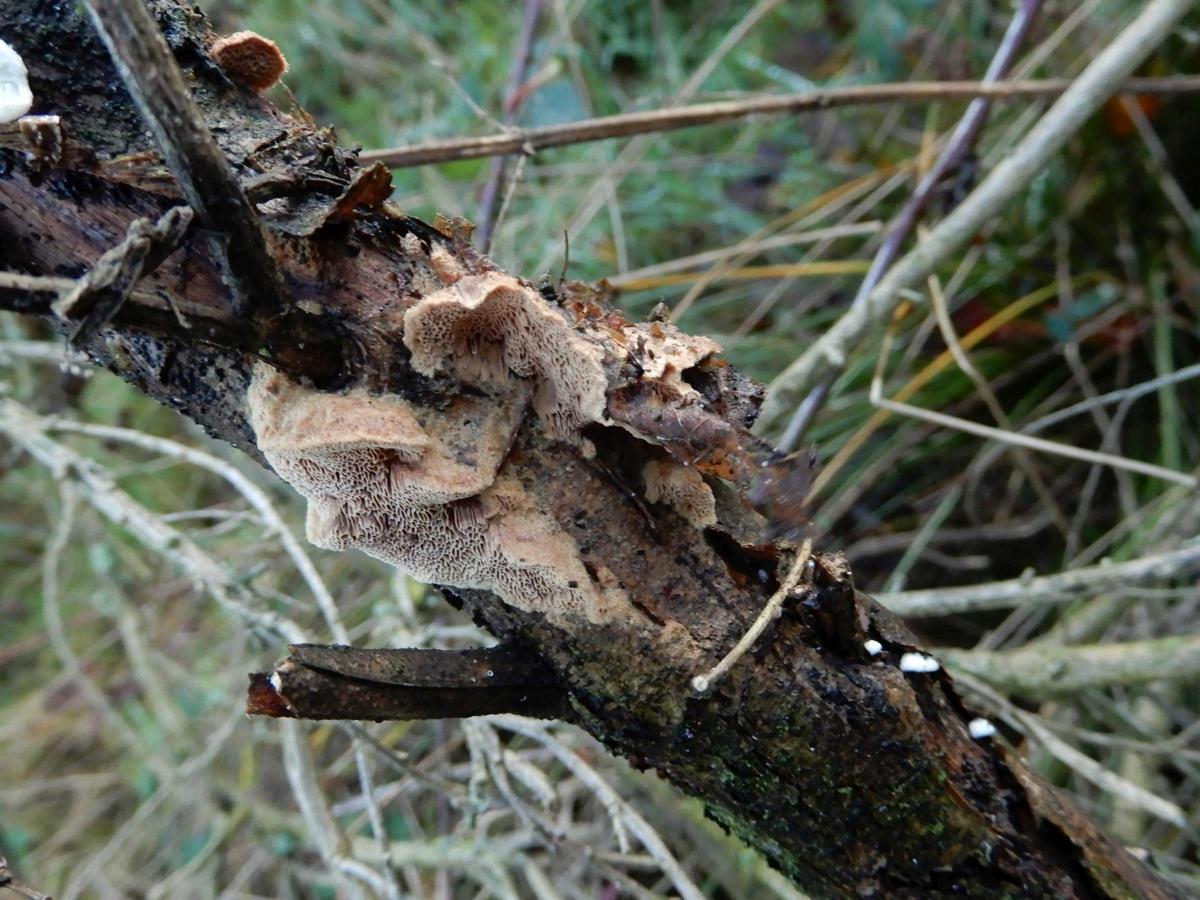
[248, 644, 568, 721]
[0, 2, 1183, 897]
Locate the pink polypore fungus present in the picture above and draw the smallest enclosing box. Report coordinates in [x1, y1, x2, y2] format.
[247, 363, 638, 625]
[642, 459, 717, 529]
[403, 273, 608, 438]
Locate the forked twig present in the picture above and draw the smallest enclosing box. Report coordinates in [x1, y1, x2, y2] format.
[691, 538, 813, 694]
[777, 0, 1044, 449]
[760, 0, 1196, 430]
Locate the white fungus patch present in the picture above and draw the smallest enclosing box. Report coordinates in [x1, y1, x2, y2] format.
[403, 273, 608, 438]
[968, 718, 996, 740]
[247, 363, 639, 625]
[863, 639, 883, 656]
[642, 458, 717, 529]
[898, 652, 940, 674]
[0, 37, 33, 123]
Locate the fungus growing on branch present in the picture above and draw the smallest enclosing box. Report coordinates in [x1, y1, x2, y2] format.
[642, 458, 717, 529]
[210, 31, 288, 93]
[246, 363, 642, 626]
[403, 273, 609, 438]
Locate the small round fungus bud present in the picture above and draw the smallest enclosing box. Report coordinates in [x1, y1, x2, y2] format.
[210, 31, 288, 93]
[898, 652, 940, 674]
[0, 37, 33, 123]
[691, 675, 710, 694]
[863, 639, 883, 656]
[968, 718, 996, 740]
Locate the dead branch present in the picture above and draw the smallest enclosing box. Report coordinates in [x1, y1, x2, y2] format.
[0, 2, 1187, 896]
[360, 76, 1200, 169]
[248, 644, 569, 720]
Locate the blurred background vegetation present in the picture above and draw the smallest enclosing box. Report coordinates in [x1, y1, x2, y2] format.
[2, 0, 1199, 896]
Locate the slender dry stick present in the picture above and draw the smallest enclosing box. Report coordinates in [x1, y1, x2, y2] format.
[0, 270, 237, 328]
[867, 389, 1197, 488]
[881, 541, 1200, 617]
[535, 0, 782, 275]
[81, 0, 287, 319]
[940, 633, 1200, 697]
[0, 856, 52, 900]
[776, 0, 1042, 450]
[476, 0, 544, 253]
[359, 76, 1200, 170]
[954, 673, 1190, 831]
[690, 538, 813, 694]
[490, 716, 705, 900]
[759, 0, 1196, 432]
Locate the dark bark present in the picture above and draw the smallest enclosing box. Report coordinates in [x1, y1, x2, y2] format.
[0, 2, 1182, 897]
[247, 645, 569, 721]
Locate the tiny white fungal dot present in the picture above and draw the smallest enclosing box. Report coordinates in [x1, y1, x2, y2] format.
[691, 675, 710, 694]
[898, 652, 940, 674]
[968, 718, 996, 740]
[0, 37, 34, 123]
[863, 639, 883, 656]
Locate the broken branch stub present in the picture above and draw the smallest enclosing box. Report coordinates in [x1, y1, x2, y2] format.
[248, 644, 568, 721]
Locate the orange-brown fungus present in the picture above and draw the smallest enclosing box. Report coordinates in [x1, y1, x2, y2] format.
[210, 31, 288, 93]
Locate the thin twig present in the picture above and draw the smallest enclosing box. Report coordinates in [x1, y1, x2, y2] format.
[359, 76, 1200, 170]
[691, 538, 812, 694]
[940, 633, 1200, 697]
[777, 0, 1043, 449]
[476, 0, 544, 252]
[870, 390, 1197, 488]
[0, 856, 52, 900]
[0, 269, 237, 330]
[759, 0, 1196, 431]
[490, 717, 705, 900]
[954, 673, 1191, 831]
[82, 0, 287, 319]
[881, 541, 1200, 617]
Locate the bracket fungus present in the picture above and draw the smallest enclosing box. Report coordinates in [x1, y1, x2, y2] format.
[247, 363, 640, 626]
[642, 458, 717, 529]
[403, 273, 609, 438]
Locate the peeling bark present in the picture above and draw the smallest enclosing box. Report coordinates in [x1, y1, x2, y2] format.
[0, 3, 1184, 897]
